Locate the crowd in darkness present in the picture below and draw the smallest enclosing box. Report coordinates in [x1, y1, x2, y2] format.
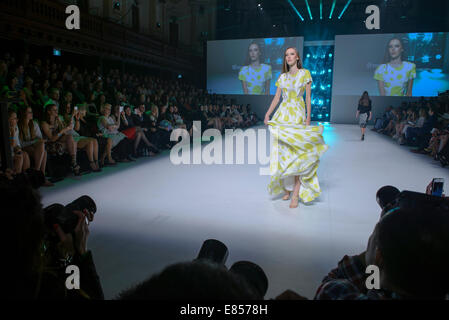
[372, 92, 449, 167]
[1, 50, 260, 184]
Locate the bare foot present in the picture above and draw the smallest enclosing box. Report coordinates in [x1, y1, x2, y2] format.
[289, 195, 299, 209]
[282, 191, 291, 201]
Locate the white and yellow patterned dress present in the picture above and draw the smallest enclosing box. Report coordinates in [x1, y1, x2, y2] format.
[374, 61, 416, 96]
[238, 64, 272, 95]
[268, 69, 329, 204]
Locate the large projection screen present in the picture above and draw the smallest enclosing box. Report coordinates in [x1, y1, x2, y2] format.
[333, 32, 449, 97]
[331, 32, 449, 124]
[207, 37, 305, 96]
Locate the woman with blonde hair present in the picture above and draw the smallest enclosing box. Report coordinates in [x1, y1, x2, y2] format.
[8, 109, 31, 174]
[264, 47, 328, 209]
[41, 103, 81, 176]
[60, 102, 101, 172]
[18, 106, 53, 186]
[97, 103, 133, 163]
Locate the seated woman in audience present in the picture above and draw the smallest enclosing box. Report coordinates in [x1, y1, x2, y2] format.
[1, 74, 19, 99]
[98, 103, 133, 163]
[60, 102, 101, 172]
[148, 105, 168, 149]
[36, 79, 51, 106]
[9, 109, 30, 174]
[41, 103, 81, 176]
[119, 105, 157, 157]
[399, 108, 426, 144]
[158, 105, 175, 149]
[393, 108, 412, 140]
[220, 105, 234, 129]
[172, 105, 187, 131]
[379, 108, 400, 136]
[425, 119, 449, 160]
[202, 105, 221, 132]
[133, 104, 161, 153]
[22, 76, 38, 108]
[231, 104, 244, 128]
[76, 104, 110, 168]
[17, 107, 53, 186]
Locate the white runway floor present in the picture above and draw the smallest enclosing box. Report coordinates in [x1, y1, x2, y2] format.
[40, 124, 449, 299]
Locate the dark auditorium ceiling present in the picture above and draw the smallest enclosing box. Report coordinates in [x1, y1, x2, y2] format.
[214, 0, 449, 40]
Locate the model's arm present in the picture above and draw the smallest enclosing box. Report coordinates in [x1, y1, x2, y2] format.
[377, 81, 386, 96]
[356, 110, 360, 119]
[264, 87, 282, 124]
[241, 81, 248, 95]
[407, 79, 414, 97]
[265, 80, 271, 96]
[305, 82, 312, 126]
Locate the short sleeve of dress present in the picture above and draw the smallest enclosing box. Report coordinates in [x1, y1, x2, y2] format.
[238, 66, 247, 81]
[265, 65, 272, 80]
[374, 65, 385, 81]
[275, 74, 283, 88]
[303, 69, 313, 85]
[407, 63, 417, 80]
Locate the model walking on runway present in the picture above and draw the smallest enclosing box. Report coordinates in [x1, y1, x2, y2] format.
[356, 91, 372, 141]
[264, 47, 328, 209]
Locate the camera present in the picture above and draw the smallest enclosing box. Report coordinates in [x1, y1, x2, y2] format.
[195, 239, 269, 299]
[43, 196, 97, 234]
[431, 178, 444, 197]
[381, 190, 449, 218]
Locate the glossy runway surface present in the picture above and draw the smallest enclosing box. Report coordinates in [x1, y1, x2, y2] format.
[41, 124, 448, 299]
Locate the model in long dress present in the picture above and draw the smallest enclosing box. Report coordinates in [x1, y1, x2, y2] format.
[265, 47, 328, 208]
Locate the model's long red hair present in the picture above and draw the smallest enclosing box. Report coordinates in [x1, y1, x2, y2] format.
[282, 47, 303, 74]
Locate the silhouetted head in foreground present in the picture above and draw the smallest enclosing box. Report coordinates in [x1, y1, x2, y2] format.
[117, 260, 260, 300]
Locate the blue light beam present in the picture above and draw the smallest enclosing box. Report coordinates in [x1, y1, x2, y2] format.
[338, 0, 352, 19]
[329, 0, 337, 19]
[320, 0, 323, 20]
[305, 0, 313, 20]
[286, 0, 305, 21]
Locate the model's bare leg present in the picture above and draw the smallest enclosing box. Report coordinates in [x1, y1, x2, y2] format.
[282, 188, 291, 201]
[290, 176, 301, 209]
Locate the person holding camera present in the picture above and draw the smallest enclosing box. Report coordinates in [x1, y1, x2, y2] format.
[3, 181, 104, 300]
[315, 188, 449, 300]
[119, 105, 157, 157]
[41, 103, 81, 176]
[60, 102, 101, 172]
[98, 103, 133, 163]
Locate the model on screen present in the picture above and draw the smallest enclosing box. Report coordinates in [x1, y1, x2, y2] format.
[238, 42, 272, 95]
[374, 37, 416, 97]
[264, 47, 328, 209]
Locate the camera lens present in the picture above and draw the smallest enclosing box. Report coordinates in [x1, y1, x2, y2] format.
[195, 239, 229, 265]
